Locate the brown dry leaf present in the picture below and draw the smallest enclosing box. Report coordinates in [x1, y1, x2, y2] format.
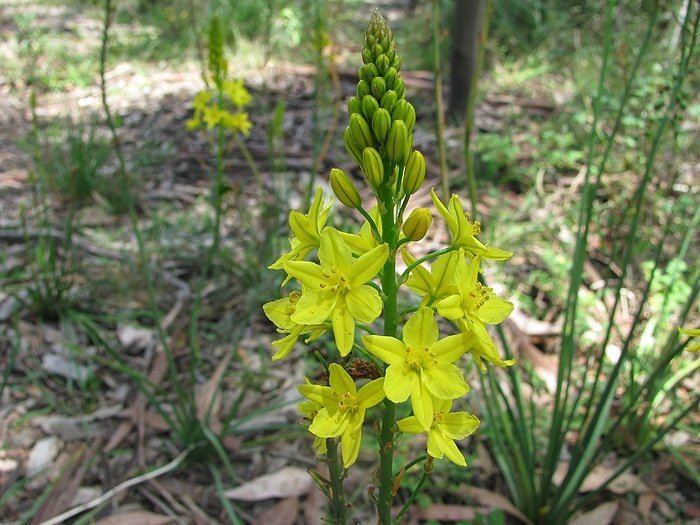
[554, 463, 647, 494]
[415, 504, 485, 521]
[570, 502, 619, 525]
[195, 351, 233, 424]
[637, 493, 655, 518]
[504, 319, 558, 392]
[460, 485, 535, 525]
[224, 467, 312, 501]
[253, 497, 299, 525]
[94, 511, 177, 525]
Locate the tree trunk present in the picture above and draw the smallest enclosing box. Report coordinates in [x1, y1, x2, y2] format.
[448, 0, 484, 119]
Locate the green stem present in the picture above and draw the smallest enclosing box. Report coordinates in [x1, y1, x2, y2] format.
[377, 187, 398, 524]
[327, 438, 347, 524]
[432, 0, 450, 200]
[393, 467, 429, 524]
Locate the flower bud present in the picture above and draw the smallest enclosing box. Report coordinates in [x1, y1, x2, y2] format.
[370, 76, 386, 100]
[371, 108, 391, 143]
[373, 43, 383, 58]
[348, 96, 361, 116]
[384, 67, 398, 89]
[362, 95, 379, 121]
[344, 127, 363, 165]
[403, 133, 414, 164]
[386, 45, 396, 62]
[403, 208, 432, 241]
[386, 120, 408, 163]
[402, 102, 416, 132]
[362, 147, 384, 188]
[394, 77, 405, 99]
[391, 99, 407, 121]
[360, 63, 379, 83]
[330, 168, 362, 209]
[380, 90, 397, 112]
[376, 53, 390, 74]
[391, 56, 401, 72]
[362, 48, 373, 64]
[349, 113, 374, 148]
[403, 150, 426, 194]
[357, 80, 370, 99]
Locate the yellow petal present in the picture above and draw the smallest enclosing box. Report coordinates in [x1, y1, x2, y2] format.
[384, 365, 417, 403]
[271, 329, 301, 360]
[358, 378, 386, 408]
[479, 245, 513, 261]
[341, 426, 362, 468]
[426, 429, 444, 459]
[436, 294, 464, 320]
[411, 381, 434, 431]
[283, 260, 325, 289]
[362, 335, 406, 365]
[328, 363, 356, 395]
[397, 416, 425, 434]
[291, 290, 337, 325]
[309, 407, 348, 438]
[431, 332, 469, 363]
[298, 383, 335, 406]
[475, 295, 514, 325]
[470, 320, 497, 351]
[263, 297, 294, 329]
[402, 307, 439, 349]
[432, 429, 467, 466]
[313, 436, 327, 455]
[332, 302, 356, 356]
[349, 243, 389, 285]
[470, 336, 515, 369]
[346, 285, 382, 322]
[458, 253, 479, 291]
[442, 412, 480, 440]
[338, 230, 374, 255]
[423, 363, 469, 399]
[289, 209, 317, 244]
[402, 248, 433, 297]
[430, 250, 460, 299]
[319, 228, 353, 274]
[430, 188, 458, 236]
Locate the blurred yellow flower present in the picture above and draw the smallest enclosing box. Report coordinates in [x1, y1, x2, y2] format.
[680, 327, 700, 352]
[222, 79, 252, 108]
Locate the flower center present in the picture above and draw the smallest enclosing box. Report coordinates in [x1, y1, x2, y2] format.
[433, 411, 444, 424]
[286, 291, 302, 314]
[338, 391, 358, 413]
[319, 266, 352, 294]
[404, 346, 436, 370]
[463, 282, 491, 312]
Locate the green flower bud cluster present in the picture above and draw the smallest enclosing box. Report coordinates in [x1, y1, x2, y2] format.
[341, 10, 419, 196]
[208, 16, 227, 84]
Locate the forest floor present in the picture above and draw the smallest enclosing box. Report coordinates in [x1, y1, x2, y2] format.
[1, 1, 699, 524]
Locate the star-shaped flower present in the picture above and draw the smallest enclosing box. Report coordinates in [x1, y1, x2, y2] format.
[299, 364, 385, 467]
[284, 229, 389, 356]
[431, 189, 512, 261]
[362, 307, 470, 430]
[397, 398, 479, 466]
[262, 291, 327, 360]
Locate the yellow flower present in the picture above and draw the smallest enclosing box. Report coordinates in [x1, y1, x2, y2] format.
[362, 307, 470, 430]
[298, 364, 385, 467]
[436, 253, 514, 370]
[397, 399, 479, 466]
[430, 189, 512, 261]
[222, 79, 252, 108]
[401, 248, 460, 306]
[299, 399, 327, 455]
[193, 90, 212, 111]
[203, 105, 225, 129]
[680, 327, 700, 352]
[262, 291, 326, 360]
[221, 111, 252, 135]
[270, 187, 332, 275]
[284, 229, 389, 356]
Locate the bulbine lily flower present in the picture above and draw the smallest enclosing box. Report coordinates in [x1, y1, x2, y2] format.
[299, 364, 385, 467]
[362, 308, 470, 430]
[401, 248, 460, 306]
[430, 189, 512, 261]
[284, 229, 389, 356]
[397, 399, 479, 466]
[269, 187, 333, 273]
[262, 291, 327, 360]
[436, 253, 514, 369]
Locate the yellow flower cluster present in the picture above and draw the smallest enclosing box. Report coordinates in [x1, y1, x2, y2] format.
[186, 80, 252, 135]
[263, 10, 514, 471]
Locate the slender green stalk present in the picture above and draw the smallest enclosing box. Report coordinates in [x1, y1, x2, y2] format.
[327, 438, 347, 524]
[393, 466, 430, 524]
[464, 0, 492, 216]
[432, 0, 450, 200]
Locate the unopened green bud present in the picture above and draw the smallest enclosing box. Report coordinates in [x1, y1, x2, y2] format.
[391, 56, 401, 72]
[348, 96, 361, 116]
[391, 99, 407, 120]
[384, 68, 398, 89]
[372, 108, 391, 143]
[360, 63, 379, 83]
[380, 90, 397, 112]
[349, 113, 374, 148]
[344, 127, 363, 165]
[403, 150, 426, 194]
[402, 102, 416, 132]
[373, 43, 383, 58]
[394, 77, 405, 99]
[376, 54, 390, 74]
[403, 133, 414, 164]
[371, 76, 386, 100]
[208, 16, 227, 80]
[357, 80, 370, 99]
[362, 95, 379, 121]
[386, 120, 408, 163]
[362, 48, 373, 64]
[362, 147, 384, 188]
[330, 168, 362, 209]
[403, 208, 432, 241]
[386, 45, 396, 62]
